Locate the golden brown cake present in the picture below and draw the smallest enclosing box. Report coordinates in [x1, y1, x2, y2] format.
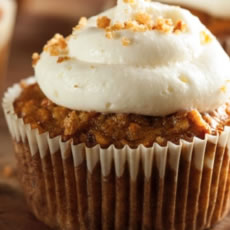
[3, 1, 230, 230]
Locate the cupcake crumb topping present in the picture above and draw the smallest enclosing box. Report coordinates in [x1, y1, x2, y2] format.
[122, 37, 132, 46]
[105, 31, 113, 39]
[96, 13, 187, 39]
[32, 52, 40, 67]
[97, 16, 111, 29]
[43, 34, 68, 56]
[200, 31, 212, 45]
[73, 17, 88, 30]
[57, 56, 71, 63]
[173, 20, 187, 34]
[134, 12, 152, 25]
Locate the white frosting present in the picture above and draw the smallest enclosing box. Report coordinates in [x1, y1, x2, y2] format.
[35, 0, 230, 116]
[156, 0, 230, 18]
[0, 0, 16, 48]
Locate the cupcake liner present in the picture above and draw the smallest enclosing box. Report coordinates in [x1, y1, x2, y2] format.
[3, 78, 230, 230]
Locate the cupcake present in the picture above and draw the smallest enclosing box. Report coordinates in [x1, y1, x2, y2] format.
[3, 0, 230, 229]
[0, 0, 16, 93]
[154, 0, 230, 55]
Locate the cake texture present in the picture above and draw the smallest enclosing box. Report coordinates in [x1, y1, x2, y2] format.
[3, 0, 230, 230]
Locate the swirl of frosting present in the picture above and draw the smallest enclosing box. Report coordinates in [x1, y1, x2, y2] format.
[35, 0, 230, 116]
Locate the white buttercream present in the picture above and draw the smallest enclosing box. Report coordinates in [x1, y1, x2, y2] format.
[35, 0, 230, 116]
[0, 0, 16, 48]
[155, 0, 230, 18]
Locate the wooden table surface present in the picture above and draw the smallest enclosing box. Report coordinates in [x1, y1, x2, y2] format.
[0, 5, 230, 230]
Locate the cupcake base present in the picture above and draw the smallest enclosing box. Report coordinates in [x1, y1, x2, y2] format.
[3, 80, 230, 230]
[12, 139, 230, 230]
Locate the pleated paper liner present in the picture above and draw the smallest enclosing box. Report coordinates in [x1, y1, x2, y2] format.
[3, 78, 230, 230]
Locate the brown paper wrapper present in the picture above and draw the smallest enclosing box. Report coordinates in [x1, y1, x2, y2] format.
[3, 78, 230, 230]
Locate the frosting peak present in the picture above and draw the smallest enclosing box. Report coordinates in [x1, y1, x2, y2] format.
[35, 0, 230, 116]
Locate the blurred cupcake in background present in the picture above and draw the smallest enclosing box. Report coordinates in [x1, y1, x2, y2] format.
[0, 0, 17, 95]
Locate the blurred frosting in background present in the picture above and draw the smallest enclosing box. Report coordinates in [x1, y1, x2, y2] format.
[0, 0, 17, 95]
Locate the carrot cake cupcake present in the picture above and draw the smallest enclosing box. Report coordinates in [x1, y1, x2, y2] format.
[3, 0, 230, 230]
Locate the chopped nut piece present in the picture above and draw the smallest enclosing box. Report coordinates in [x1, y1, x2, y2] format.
[122, 37, 132, 46]
[105, 31, 113, 39]
[200, 31, 212, 45]
[174, 20, 187, 33]
[32, 52, 40, 67]
[124, 20, 135, 30]
[97, 16, 111, 29]
[79, 17, 87, 25]
[110, 22, 124, 31]
[57, 56, 70, 63]
[44, 34, 68, 56]
[74, 17, 88, 30]
[135, 12, 151, 25]
[155, 18, 174, 33]
[131, 24, 148, 32]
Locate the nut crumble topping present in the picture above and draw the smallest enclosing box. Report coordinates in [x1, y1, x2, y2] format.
[57, 56, 71, 63]
[97, 16, 111, 29]
[200, 31, 212, 45]
[105, 31, 113, 39]
[96, 12, 187, 41]
[32, 53, 40, 67]
[134, 12, 152, 26]
[174, 20, 187, 34]
[122, 37, 132, 46]
[43, 34, 68, 56]
[73, 17, 88, 30]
